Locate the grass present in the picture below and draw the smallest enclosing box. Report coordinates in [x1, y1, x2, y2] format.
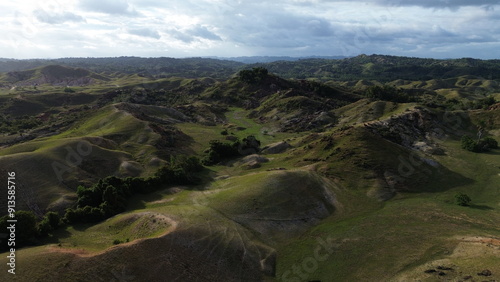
[272, 135, 500, 281]
[225, 107, 302, 145]
[1, 100, 499, 281]
[54, 211, 174, 252]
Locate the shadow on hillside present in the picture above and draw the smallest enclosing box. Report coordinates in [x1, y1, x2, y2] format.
[70, 223, 98, 232]
[43, 227, 75, 242]
[403, 164, 475, 194]
[126, 190, 168, 210]
[469, 204, 494, 211]
[482, 150, 500, 156]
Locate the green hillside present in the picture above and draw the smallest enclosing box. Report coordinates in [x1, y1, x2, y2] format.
[0, 57, 499, 281]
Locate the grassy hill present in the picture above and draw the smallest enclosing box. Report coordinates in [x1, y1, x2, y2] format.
[0, 65, 110, 87]
[0, 57, 499, 281]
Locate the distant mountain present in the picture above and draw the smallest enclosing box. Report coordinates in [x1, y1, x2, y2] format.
[248, 54, 500, 81]
[2, 54, 500, 82]
[213, 55, 349, 64]
[0, 65, 109, 86]
[0, 57, 244, 79]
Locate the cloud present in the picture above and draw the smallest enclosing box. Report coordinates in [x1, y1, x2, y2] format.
[189, 26, 222, 41]
[316, 0, 500, 9]
[168, 25, 221, 43]
[1, 0, 500, 59]
[33, 10, 85, 24]
[79, 0, 139, 16]
[128, 28, 160, 39]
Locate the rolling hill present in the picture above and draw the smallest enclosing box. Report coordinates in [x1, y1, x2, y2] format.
[0, 57, 499, 281]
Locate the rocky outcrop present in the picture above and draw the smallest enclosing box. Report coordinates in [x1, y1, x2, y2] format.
[238, 154, 269, 169]
[261, 141, 292, 154]
[364, 107, 445, 154]
[280, 111, 337, 132]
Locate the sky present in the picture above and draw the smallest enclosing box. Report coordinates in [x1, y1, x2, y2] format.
[1, 0, 500, 59]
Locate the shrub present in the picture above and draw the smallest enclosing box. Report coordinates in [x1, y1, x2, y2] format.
[0, 211, 38, 247]
[479, 137, 498, 150]
[45, 211, 61, 230]
[37, 219, 52, 237]
[455, 193, 471, 206]
[365, 85, 414, 103]
[461, 135, 479, 152]
[462, 135, 498, 153]
[37, 211, 61, 236]
[202, 140, 240, 165]
[238, 67, 269, 83]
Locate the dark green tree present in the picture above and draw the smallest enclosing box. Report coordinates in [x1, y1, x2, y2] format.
[0, 211, 38, 246]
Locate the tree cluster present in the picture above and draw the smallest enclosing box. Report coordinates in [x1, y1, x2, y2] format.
[0, 211, 61, 250]
[238, 67, 269, 83]
[64, 156, 203, 224]
[365, 85, 415, 103]
[461, 135, 498, 153]
[0, 115, 42, 134]
[202, 136, 261, 165]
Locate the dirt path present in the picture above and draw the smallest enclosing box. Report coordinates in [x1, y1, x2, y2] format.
[48, 213, 178, 258]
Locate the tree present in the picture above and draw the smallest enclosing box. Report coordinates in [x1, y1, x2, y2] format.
[238, 67, 269, 83]
[37, 220, 52, 237]
[365, 85, 414, 103]
[37, 211, 61, 236]
[0, 211, 38, 246]
[63, 208, 79, 224]
[455, 193, 471, 206]
[45, 211, 61, 230]
[462, 135, 498, 153]
[479, 137, 498, 150]
[461, 135, 479, 152]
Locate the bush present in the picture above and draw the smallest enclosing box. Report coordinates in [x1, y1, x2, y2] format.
[238, 67, 269, 83]
[202, 140, 240, 165]
[462, 135, 498, 153]
[479, 137, 498, 150]
[365, 85, 415, 103]
[0, 211, 38, 247]
[37, 211, 61, 236]
[461, 135, 479, 152]
[63, 208, 79, 224]
[37, 219, 52, 237]
[45, 211, 61, 230]
[455, 193, 471, 206]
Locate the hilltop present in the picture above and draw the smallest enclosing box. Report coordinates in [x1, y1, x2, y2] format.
[0, 65, 109, 87]
[2, 54, 500, 82]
